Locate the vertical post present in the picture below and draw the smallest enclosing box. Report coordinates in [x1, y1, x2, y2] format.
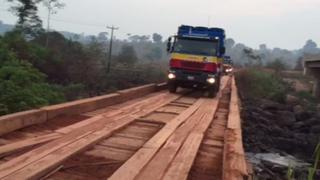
[107, 26, 119, 73]
[313, 79, 320, 99]
[45, 7, 51, 47]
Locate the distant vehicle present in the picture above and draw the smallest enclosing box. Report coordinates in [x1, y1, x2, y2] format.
[223, 56, 233, 75]
[166, 25, 226, 97]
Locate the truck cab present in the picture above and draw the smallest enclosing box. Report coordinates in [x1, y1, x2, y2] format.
[166, 25, 226, 97]
[223, 56, 233, 75]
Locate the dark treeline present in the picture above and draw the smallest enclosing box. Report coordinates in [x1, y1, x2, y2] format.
[226, 38, 320, 70]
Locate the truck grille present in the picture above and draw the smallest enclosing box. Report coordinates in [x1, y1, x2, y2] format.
[180, 61, 205, 70]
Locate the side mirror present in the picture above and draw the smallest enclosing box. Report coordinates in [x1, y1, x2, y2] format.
[166, 37, 172, 52]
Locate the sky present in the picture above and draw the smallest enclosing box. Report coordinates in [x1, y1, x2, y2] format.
[0, 0, 320, 50]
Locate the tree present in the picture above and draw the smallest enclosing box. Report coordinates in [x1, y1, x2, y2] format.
[116, 44, 138, 66]
[7, 0, 43, 36]
[0, 35, 65, 115]
[97, 32, 108, 42]
[145, 47, 162, 61]
[152, 33, 162, 43]
[243, 48, 262, 66]
[42, 0, 65, 46]
[303, 39, 319, 55]
[128, 35, 150, 42]
[266, 58, 287, 74]
[295, 57, 304, 71]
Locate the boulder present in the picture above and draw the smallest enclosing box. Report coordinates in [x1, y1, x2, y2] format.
[286, 95, 299, 105]
[304, 117, 320, 127]
[293, 105, 304, 114]
[276, 111, 296, 126]
[292, 121, 305, 130]
[295, 111, 312, 122]
[311, 125, 320, 134]
[259, 99, 289, 111]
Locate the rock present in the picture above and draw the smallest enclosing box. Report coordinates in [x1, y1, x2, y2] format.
[276, 111, 296, 126]
[259, 99, 289, 111]
[295, 111, 312, 122]
[293, 105, 304, 114]
[292, 121, 305, 130]
[304, 117, 320, 126]
[286, 95, 299, 105]
[275, 138, 296, 152]
[311, 125, 320, 134]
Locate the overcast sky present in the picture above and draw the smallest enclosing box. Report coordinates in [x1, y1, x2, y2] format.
[1, 0, 319, 50]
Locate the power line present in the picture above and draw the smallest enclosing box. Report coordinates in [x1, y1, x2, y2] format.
[50, 18, 106, 28]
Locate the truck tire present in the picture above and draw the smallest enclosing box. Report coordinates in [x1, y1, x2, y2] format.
[216, 76, 221, 91]
[168, 83, 177, 93]
[208, 86, 217, 98]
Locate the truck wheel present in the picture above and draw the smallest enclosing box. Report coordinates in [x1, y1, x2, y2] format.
[208, 86, 217, 98]
[168, 83, 177, 93]
[216, 76, 221, 91]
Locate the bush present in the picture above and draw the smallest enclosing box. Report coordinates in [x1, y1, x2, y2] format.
[294, 91, 318, 111]
[0, 35, 65, 115]
[236, 69, 291, 103]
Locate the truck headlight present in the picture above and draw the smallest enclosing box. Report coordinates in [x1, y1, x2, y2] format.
[168, 73, 176, 79]
[207, 77, 215, 84]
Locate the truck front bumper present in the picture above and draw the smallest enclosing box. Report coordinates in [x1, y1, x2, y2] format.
[167, 69, 218, 88]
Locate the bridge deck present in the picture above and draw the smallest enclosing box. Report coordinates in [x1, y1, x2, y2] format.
[0, 76, 249, 180]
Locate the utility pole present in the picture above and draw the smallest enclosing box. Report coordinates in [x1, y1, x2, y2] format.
[45, 5, 52, 47]
[107, 25, 119, 73]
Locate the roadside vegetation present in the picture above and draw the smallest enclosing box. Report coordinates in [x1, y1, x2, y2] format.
[236, 68, 291, 103]
[0, 30, 167, 115]
[236, 58, 320, 179]
[0, 1, 167, 115]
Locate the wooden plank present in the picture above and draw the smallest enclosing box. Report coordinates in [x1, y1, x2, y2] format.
[0, 93, 180, 179]
[162, 133, 203, 180]
[0, 91, 170, 174]
[155, 105, 186, 114]
[117, 84, 156, 100]
[0, 92, 172, 177]
[0, 91, 171, 159]
[42, 93, 122, 120]
[135, 105, 208, 180]
[156, 82, 168, 91]
[0, 109, 47, 136]
[0, 133, 61, 158]
[86, 145, 135, 161]
[99, 136, 145, 151]
[56, 92, 168, 134]
[139, 112, 177, 124]
[108, 98, 205, 180]
[162, 97, 220, 180]
[222, 77, 248, 180]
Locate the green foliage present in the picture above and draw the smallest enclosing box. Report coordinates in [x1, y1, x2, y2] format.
[287, 165, 294, 180]
[236, 69, 291, 103]
[0, 32, 65, 115]
[291, 91, 317, 111]
[287, 143, 319, 180]
[308, 143, 320, 180]
[62, 83, 86, 101]
[7, 0, 43, 36]
[0, 28, 167, 116]
[116, 44, 138, 66]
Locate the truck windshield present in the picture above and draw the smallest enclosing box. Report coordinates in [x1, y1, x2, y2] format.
[173, 38, 218, 56]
